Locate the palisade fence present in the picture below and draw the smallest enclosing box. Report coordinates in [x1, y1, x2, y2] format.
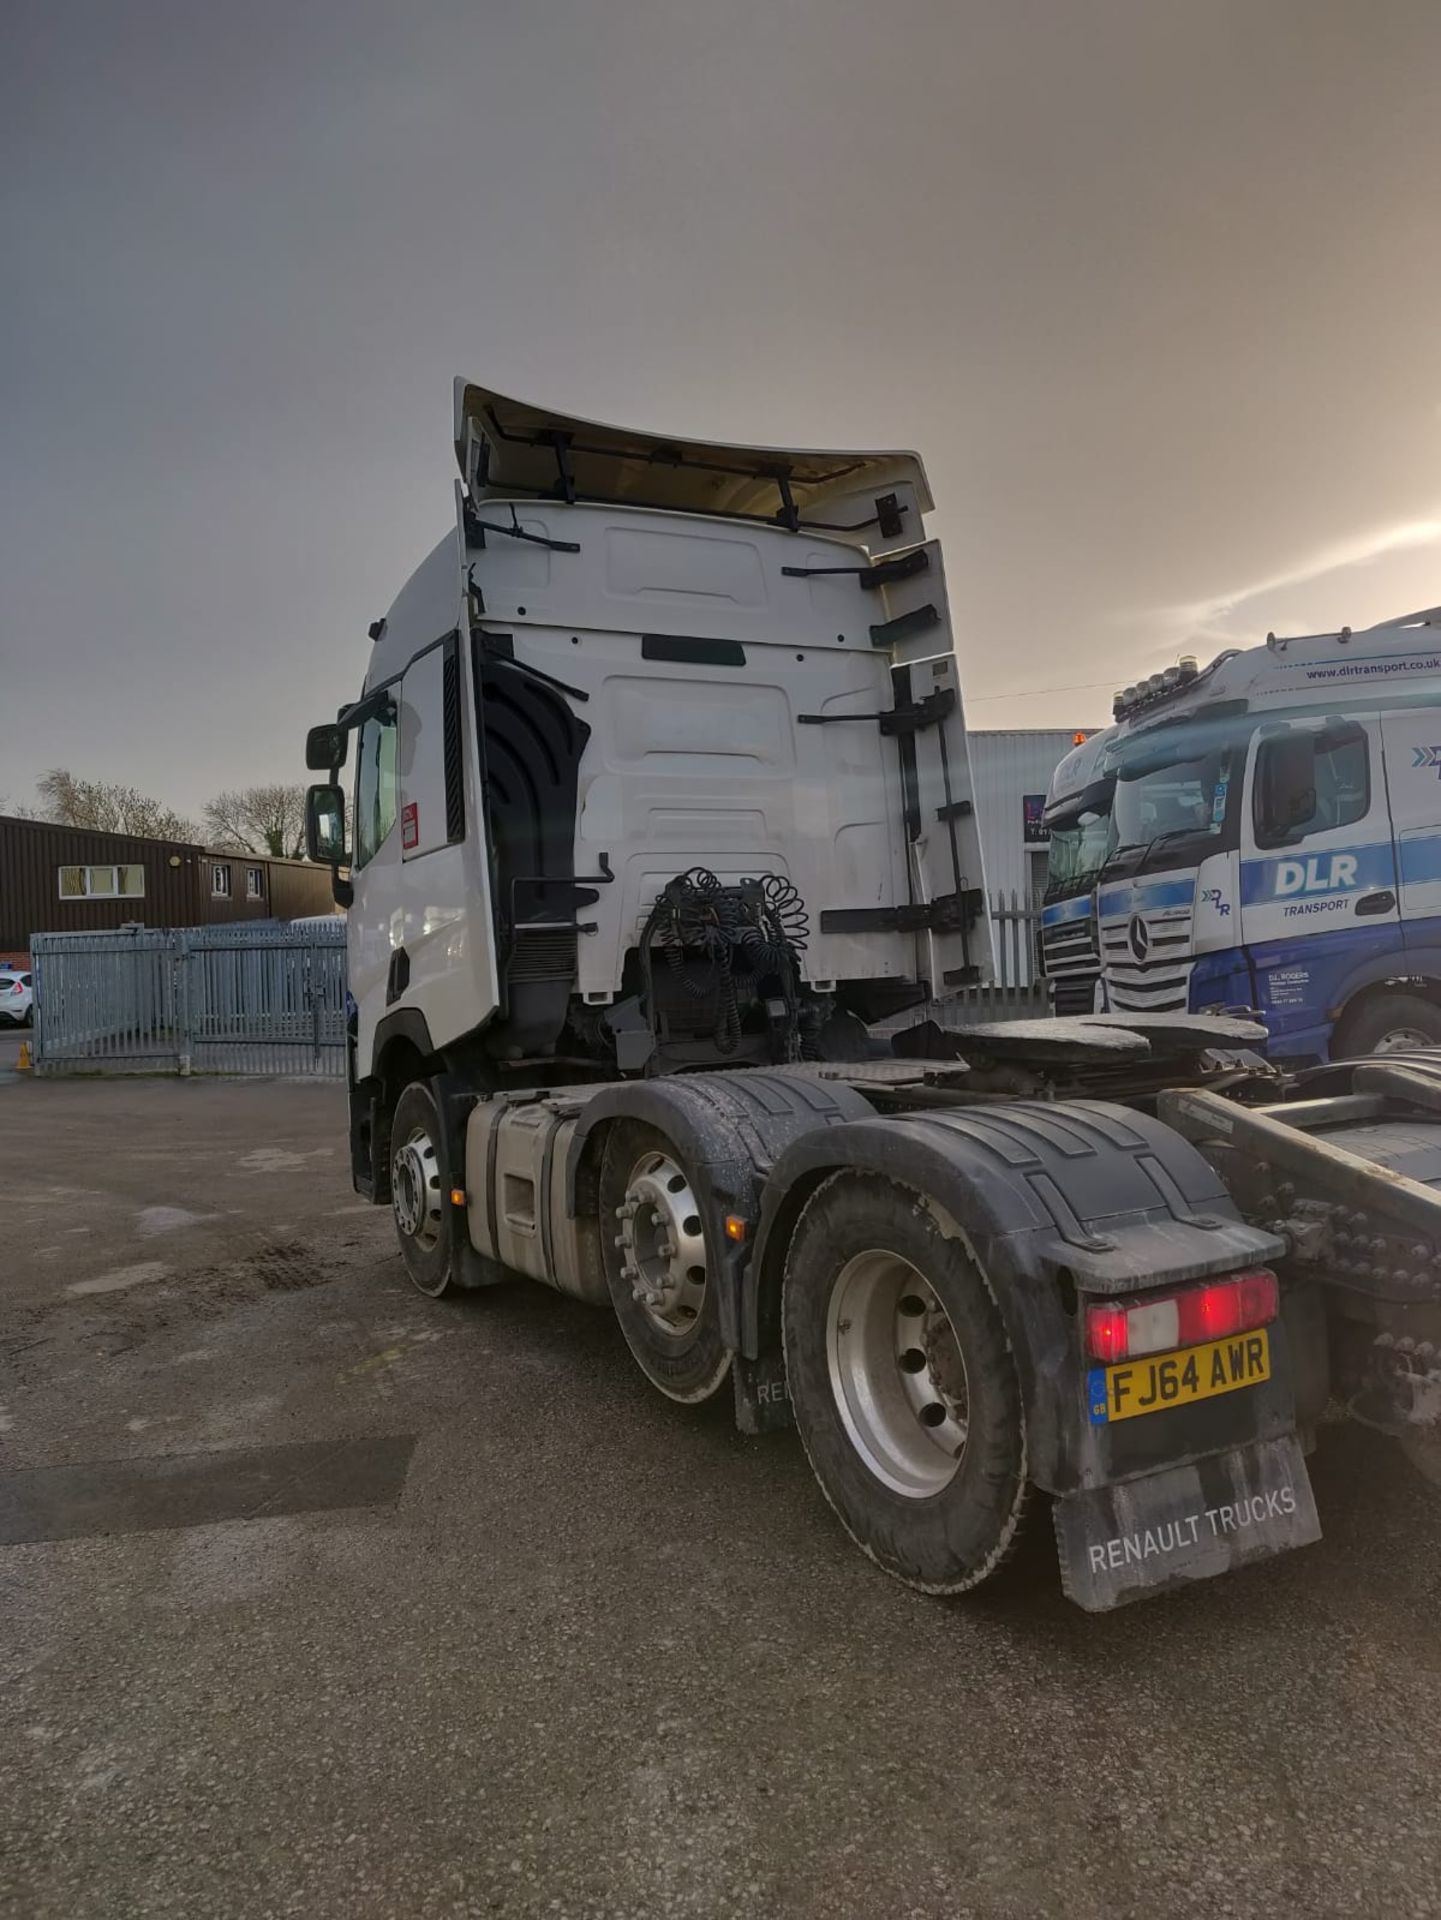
[27, 893, 1046, 1078]
[30, 924, 348, 1078]
[925, 889, 1048, 1027]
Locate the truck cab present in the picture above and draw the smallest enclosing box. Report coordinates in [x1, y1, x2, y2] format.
[1037, 727, 1115, 1014]
[1056, 614, 1441, 1059]
[308, 383, 993, 1195]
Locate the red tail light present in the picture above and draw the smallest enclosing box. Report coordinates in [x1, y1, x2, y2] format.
[1085, 1270, 1278, 1362]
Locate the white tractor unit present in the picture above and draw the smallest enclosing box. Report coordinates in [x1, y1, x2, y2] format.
[306, 384, 1441, 1611]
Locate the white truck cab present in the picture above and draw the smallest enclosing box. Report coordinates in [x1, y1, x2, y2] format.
[309, 383, 992, 1194]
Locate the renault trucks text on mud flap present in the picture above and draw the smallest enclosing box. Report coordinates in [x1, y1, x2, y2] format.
[305, 384, 1441, 1611]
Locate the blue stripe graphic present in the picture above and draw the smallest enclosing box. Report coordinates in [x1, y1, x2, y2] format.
[1239, 841, 1393, 907]
[1399, 834, 1441, 886]
[1041, 896, 1094, 927]
[1097, 876, 1195, 919]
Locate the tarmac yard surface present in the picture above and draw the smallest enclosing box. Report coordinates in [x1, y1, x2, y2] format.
[1, 1076, 1438, 1919]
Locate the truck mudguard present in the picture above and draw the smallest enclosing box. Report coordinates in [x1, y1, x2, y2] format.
[747, 1100, 1288, 1490]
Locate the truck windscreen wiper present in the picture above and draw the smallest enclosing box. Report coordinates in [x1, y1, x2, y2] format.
[1098, 841, 1145, 880]
[1139, 825, 1213, 863]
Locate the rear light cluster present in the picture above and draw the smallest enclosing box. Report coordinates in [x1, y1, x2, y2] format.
[1085, 1269, 1278, 1364]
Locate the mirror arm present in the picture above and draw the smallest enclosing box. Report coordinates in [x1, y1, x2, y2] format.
[327, 757, 353, 907]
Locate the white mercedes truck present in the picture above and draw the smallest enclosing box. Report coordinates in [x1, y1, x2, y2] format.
[1040, 618, 1441, 1060]
[305, 384, 1441, 1611]
[1037, 726, 1116, 1015]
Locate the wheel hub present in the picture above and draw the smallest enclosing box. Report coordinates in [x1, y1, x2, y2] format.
[393, 1126, 443, 1252]
[826, 1251, 970, 1499]
[1374, 1027, 1435, 1055]
[614, 1150, 707, 1337]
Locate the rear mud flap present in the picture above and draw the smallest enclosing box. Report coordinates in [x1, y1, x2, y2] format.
[1053, 1435, 1322, 1612]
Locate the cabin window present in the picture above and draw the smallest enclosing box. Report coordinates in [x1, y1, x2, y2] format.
[354, 704, 400, 869]
[57, 864, 146, 900]
[1253, 723, 1369, 848]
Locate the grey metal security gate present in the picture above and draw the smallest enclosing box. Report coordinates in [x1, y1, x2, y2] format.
[31, 924, 347, 1078]
[929, 890, 1047, 1026]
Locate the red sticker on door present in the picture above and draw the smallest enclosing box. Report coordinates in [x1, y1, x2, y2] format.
[401, 802, 419, 850]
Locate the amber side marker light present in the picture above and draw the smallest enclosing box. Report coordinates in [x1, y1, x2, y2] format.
[724, 1215, 747, 1243]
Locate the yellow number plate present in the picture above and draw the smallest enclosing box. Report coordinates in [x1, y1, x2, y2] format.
[1088, 1329, 1271, 1425]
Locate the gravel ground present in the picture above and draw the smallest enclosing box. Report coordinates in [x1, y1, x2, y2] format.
[1, 1074, 1438, 1919]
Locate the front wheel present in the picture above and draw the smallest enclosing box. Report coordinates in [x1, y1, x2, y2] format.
[782, 1171, 1030, 1594]
[1334, 991, 1441, 1059]
[390, 1080, 457, 1298]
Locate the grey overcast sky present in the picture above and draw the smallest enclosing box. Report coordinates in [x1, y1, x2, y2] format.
[4, 0, 1441, 816]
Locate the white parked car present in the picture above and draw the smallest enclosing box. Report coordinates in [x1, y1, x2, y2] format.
[0, 971, 33, 1027]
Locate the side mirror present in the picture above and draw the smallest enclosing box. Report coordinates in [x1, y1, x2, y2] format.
[305, 784, 348, 865]
[1256, 733, 1317, 846]
[306, 723, 348, 772]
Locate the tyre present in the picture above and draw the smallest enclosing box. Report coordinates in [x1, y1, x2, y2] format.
[389, 1080, 457, 1298]
[598, 1121, 731, 1404]
[782, 1171, 1029, 1594]
[1333, 991, 1441, 1058]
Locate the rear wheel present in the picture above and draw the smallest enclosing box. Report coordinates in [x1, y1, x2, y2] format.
[1334, 991, 1441, 1058]
[390, 1080, 456, 1298]
[599, 1122, 731, 1404]
[782, 1172, 1029, 1594]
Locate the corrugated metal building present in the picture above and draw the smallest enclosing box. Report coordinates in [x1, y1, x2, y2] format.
[0, 815, 337, 964]
[969, 729, 1094, 901]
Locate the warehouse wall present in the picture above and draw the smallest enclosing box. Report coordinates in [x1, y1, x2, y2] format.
[968, 730, 1088, 902]
[0, 816, 337, 955]
[0, 815, 202, 953]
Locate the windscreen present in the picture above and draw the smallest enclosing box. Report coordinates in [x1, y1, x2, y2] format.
[1043, 774, 1114, 898]
[1111, 744, 1231, 857]
[1045, 807, 1113, 897]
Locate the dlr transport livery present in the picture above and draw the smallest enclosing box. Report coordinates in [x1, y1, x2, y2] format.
[1039, 611, 1441, 1060]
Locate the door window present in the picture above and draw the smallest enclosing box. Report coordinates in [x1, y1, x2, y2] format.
[353, 705, 399, 869]
[1253, 723, 1369, 849]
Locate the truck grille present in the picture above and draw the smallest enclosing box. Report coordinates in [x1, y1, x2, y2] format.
[1039, 914, 1100, 1017]
[1099, 905, 1194, 1013]
[509, 926, 577, 983]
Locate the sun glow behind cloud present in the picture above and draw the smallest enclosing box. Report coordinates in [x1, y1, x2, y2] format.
[1162, 512, 1441, 646]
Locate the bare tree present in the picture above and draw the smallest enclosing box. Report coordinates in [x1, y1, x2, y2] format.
[37, 768, 197, 841]
[203, 784, 308, 859]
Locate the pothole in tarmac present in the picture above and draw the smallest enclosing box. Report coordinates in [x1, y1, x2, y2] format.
[250, 1242, 334, 1293]
[37, 1238, 357, 1353]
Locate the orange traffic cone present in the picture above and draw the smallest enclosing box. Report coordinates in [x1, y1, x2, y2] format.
[16, 1040, 31, 1071]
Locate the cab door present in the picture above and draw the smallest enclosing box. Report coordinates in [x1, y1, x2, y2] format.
[1239, 714, 1399, 1042]
[1379, 703, 1441, 937]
